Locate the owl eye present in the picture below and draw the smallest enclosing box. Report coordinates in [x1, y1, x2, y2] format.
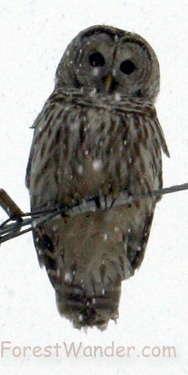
[89, 52, 105, 67]
[120, 60, 136, 75]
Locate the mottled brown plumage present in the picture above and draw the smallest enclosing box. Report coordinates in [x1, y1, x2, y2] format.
[26, 25, 169, 330]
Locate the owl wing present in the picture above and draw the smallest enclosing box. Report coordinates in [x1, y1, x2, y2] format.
[25, 92, 60, 190]
[25, 109, 46, 189]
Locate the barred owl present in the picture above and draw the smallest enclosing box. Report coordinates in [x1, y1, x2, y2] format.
[26, 25, 169, 330]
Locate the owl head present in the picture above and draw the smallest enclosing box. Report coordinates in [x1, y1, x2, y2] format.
[55, 25, 160, 102]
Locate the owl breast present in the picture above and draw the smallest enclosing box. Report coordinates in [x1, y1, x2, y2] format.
[28, 93, 162, 211]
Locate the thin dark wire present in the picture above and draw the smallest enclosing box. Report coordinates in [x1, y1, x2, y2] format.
[137, 183, 188, 197]
[0, 182, 187, 245]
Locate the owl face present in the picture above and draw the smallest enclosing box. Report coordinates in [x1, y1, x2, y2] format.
[55, 25, 160, 101]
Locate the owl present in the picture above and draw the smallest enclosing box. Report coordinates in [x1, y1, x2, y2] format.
[26, 25, 169, 330]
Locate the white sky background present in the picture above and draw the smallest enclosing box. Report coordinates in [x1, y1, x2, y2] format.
[0, 1, 188, 374]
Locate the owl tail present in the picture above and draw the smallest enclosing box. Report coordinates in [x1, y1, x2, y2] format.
[56, 233, 134, 330]
[47, 211, 133, 330]
[34, 210, 133, 330]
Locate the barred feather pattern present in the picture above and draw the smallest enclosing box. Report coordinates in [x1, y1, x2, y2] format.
[26, 25, 169, 330]
[26, 90, 168, 330]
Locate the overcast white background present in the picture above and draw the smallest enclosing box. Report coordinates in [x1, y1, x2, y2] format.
[0, 1, 188, 374]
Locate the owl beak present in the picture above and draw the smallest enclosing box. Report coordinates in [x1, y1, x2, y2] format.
[104, 74, 114, 92]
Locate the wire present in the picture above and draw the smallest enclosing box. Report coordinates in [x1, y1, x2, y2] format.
[0, 182, 187, 245]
